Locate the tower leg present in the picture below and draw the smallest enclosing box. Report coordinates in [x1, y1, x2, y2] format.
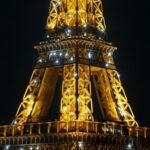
[60, 64, 94, 121]
[107, 69, 138, 126]
[60, 64, 76, 121]
[92, 68, 120, 122]
[78, 64, 93, 121]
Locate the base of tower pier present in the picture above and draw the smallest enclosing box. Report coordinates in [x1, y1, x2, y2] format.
[0, 121, 149, 150]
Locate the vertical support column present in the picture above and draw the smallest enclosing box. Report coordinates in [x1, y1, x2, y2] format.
[78, 65, 93, 121]
[60, 65, 76, 121]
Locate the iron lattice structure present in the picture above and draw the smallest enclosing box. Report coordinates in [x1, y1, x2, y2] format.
[0, 0, 150, 149]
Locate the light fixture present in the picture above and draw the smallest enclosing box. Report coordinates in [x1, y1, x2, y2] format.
[108, 52, 112, 56]
[117, 107, 124, 117]
[78, 142, 83, 147]
[74, 72, 78, 77]
[59, 52, 63, 56]
[6, 145, 10, 150]
[83, 32, 87, 36]
[83, 24, 87, 28]
[36, 146, 39, 150]
[117, 73, 120, 78]
[68, 14, 73, 18]
[100, 28, 104, 32]
[105, 63, 109, 67]
[55, 59, 59, 64]
[38, 58, 42, 63]
[50, 52, 53, 56]
[70, 57, 73, 61]
[67, 29, 71, 33]
[88, 52, 92, 59]
[46, 34, 50, 38]
[14, 120, 17, 125]
[53, 52, 56, 56]
[33, 79, 38, 84]
[65, 52, 69, 57]
[63, 106, 67, 111]
[52, 3, 56, 7]
[28, 94, 33, 99]
[58, 1, 61, 5]
[29, 146, 33, 150]
[127, 143, 132, 149]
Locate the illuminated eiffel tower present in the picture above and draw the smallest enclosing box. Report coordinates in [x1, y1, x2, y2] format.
[0, 0, 150, 149]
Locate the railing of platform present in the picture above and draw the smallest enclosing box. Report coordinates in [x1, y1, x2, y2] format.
[0, 121, 149, 139]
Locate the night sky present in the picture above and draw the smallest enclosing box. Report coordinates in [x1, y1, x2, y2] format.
[0, 0, 150, 127]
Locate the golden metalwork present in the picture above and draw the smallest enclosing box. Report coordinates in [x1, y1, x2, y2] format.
[107, 69, 138, 126]
[78, 64, 93, 121]
[60, 64, 76, 121]
[92, 68, 120, 122]
[15, 68, 45, 125]
[1, 0, 149, 149]
[47, 0, 106, 31]
[0, 121, 149, 149]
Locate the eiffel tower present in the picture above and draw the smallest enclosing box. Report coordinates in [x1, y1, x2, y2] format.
[0, 0, 150, 149]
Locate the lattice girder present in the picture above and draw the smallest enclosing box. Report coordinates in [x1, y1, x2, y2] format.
[78, 64, 93, 121]
[107, 69, 138, 126]
[60, 64, 76, 121]
[15, 68, 45, 125]
[60, 64, 93, 121]
[46, 0, 106, 31]
[92, 68, 120, 122]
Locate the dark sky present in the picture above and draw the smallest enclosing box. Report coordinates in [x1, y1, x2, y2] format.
[0, 0, 150, 127]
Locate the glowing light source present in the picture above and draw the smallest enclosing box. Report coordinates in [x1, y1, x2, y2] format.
[36, 146, 39, 150]
[74, 72, 78, 77]
[28, 94, 32, 99]
[29, 146, 33, 150]
[83, 24, 87, 28]
[52, 3, 56, 7]
[33, 79, 38, 84]
[67, 29, 71, 33]
[78, 142, 83, 147]
[55, 59, 59, 64]
[59, 52, 63, 56]
[108, 52, 112, 56]
[14, 120, 17, 125]
[68, 14, 73, 18]
[108, 60, 111, 64]
[117, 107, 124, 117]
[70, 57, 73, 61]
[65, 52, 69, 57]
[127, 143, 132, 148]
[38, 59, 42, 63]
[46, 34, 50, 38]
[88, 52, 92, 59]
[58, 1, 61, 5]
[63, 106, 67, 111]
[105, 63, 109, 67]
[83, 32, 87, 36]
[117, 73, 120, 78]
[6, 145, 10, 150]
[100, 28, 104, 32]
